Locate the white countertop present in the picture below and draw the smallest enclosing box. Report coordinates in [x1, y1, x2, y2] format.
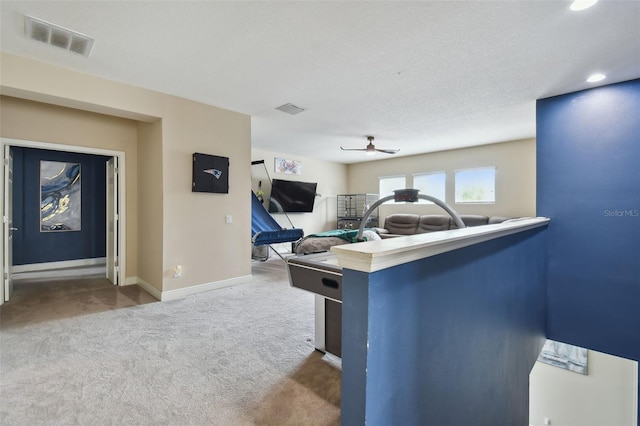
[330, 217, 550, 273]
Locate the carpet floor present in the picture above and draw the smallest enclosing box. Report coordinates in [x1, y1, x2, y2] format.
[0, 258, 341, 425]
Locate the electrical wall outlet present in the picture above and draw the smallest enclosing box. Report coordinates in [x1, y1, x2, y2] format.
[225, 214, 232, 224]
[173, 265, 182, 278]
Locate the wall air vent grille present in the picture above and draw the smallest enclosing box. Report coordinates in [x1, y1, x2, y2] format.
[275, 103, 306, 115]
[24, 15, 95, 57]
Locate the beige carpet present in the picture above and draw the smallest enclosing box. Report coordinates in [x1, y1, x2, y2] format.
[0, 258, 341, 425]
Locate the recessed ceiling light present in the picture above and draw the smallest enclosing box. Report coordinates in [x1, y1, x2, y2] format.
[587, 73, 606, 83]
[570, 0, 598, 11]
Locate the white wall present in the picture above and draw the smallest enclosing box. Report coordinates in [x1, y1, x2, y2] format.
[530, 350, 638, 426]
[251, 148, 348, 240]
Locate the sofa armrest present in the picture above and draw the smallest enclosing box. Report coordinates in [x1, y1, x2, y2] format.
[488, 216, 512, 224]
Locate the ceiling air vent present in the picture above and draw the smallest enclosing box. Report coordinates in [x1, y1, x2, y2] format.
[24, 15, 95, 57]
[275, 103, 306, 115]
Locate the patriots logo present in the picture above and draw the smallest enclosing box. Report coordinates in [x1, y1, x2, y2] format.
[203, 169, 222, 179]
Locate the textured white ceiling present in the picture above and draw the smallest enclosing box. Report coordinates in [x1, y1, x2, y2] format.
[1, 1, 639, 164]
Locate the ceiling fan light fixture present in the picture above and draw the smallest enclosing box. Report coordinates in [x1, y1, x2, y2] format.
[340, 136, 399, 156]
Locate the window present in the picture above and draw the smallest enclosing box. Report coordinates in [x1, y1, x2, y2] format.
[413, 172, 446, 204]
[378, 175, 406, 199]
[455, 167, 496, 203]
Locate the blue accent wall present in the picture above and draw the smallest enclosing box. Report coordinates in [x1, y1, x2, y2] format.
[537, 79, 640, 363]
[12, 147, 111, 265]
[341, 228, 547, 425]
[537, 79, 640, 426]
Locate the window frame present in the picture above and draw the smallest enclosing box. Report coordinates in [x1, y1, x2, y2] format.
[454, 166, 496, 204]
[412, 171, 446, 204]
[378, 175, 407, 200]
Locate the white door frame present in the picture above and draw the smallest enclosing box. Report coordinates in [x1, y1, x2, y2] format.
[0, 137, 126, 303]
[2, 146, 14, 302]
[106, 157, 118, 285]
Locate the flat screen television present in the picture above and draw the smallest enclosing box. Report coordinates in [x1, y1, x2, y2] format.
[268, 179, 317, 213]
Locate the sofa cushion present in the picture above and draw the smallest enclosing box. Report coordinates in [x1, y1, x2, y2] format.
[450, 215, 490, 229]
[383, 214, 420, 235]
[416, 215, 451, 233]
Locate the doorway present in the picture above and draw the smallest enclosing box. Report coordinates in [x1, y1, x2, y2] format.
[0, 137, 126, 304]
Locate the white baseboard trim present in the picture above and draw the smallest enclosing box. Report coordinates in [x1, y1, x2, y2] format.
[160, 275, 253, 302]
[124, 276, 138, 286]
[133, 277, 162, 300]
[13, 257, 107, 273]
[127, 275, 252, 302]
[633, 360, 638, 426]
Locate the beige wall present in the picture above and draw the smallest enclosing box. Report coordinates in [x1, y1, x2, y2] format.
[0, 95, 140, 278]
[0, 53, 251, 294]
[137, 120, 163, 289]
[0, 53, 533, 291]
[251, 148, 348, 237]
[530, 351, 637, 426]
[162, 98, 251, 291]
[346, 138, 536, 222]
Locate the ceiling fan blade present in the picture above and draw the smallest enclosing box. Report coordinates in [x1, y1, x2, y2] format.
[341, 137, 399, 155]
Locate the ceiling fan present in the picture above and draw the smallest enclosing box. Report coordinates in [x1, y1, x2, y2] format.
[341, 136, 399, 155]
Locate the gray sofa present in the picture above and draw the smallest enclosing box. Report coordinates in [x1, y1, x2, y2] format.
[294, 213, 514, 255]
[378, 214, 512, 238]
